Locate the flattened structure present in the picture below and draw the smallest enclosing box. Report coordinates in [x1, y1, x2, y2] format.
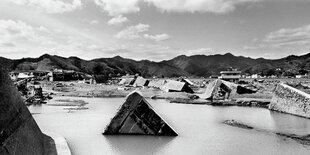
[103, 92, 178, 136]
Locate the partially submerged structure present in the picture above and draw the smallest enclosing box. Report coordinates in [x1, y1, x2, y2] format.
[204, 79, 256, 100]
[103, 92, 178, 136]
[269, 83, 310, 118]
[162, 80, 194, 93]
[0, 68, 62, 155]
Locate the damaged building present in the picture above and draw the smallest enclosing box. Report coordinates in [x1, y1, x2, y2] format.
[148, 79, 166, 89]
[162, 80, 194, 93]
[133, 76, 149, 87]
[204, 79, 256, 100]
[103, 92, 178, 136]
[49, 69, 87, 81]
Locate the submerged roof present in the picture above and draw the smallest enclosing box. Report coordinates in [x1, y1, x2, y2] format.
[162, 80, 185, 91]
[103, 91, 178, 136]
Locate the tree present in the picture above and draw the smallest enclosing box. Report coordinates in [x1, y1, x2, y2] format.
[299, 69, 308, 75]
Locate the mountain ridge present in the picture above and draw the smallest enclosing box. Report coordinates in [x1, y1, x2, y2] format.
[1, 52, 310, 77]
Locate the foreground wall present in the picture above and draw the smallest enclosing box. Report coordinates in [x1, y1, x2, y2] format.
[0, 68, 47, 155]
[269, 83, 310, 118]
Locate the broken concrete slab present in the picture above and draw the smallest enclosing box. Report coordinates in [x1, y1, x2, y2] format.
[204, 79, 256, 100]
[0, 68, 61, 155]
[103, 91, 178, 136]
[269, 83, 310, 118]
[204, 79, 233, 100]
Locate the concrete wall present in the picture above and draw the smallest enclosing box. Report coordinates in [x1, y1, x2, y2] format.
[0, 68, 47, 155]
[269, 83, 310, 118]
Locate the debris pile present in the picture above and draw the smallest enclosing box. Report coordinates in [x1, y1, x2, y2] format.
[14, 80, 52, 105]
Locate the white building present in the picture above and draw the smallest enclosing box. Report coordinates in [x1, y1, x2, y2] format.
[219, 69, 241, 82]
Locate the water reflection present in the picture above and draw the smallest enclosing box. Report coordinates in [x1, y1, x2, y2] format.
[105, 136, 175, 155]
[29, 96, 310, 155]
[269, 110, 310, 135]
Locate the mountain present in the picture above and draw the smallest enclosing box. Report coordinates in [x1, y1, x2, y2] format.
[1, 52, 310, 77]
[0, 54, 187, 77]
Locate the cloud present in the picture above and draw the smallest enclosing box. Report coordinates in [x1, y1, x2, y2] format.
[94, 0, 140, 16]
[263, 25, 310, 47]
[0, 19, 108, 59]
[94, 0, 258, 16]
[114, 23, 150, 40]
[246, 24, 310, 51]
[107, 15, 129, 25]
[1, 42, 15, 47]
[183, 48, 217, 56]
[99, 43, 175, 61]
[0, 19, 42, 42]
[90, 20, 99, 25]
[144, 33, 170, 41]
[8, 0, 82, 14]
[145, 0, 259, 14]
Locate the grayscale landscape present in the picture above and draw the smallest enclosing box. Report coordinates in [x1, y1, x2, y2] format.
[1, 0, 310, 155]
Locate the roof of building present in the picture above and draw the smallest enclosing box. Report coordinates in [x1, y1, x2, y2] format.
[162, 80, 185, 91]
[133, 77, 149, 86]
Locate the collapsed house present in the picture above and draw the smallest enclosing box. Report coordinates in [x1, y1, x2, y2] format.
[148, 79, 166, 89]
[0, 68, 59, 155]
[204, 79, 256, 100]
[180, 78, 194, 86]
[118, 78, 135, 85]
[162, 80, 194, 93]
[103, 92, 178, 136]
[133, 76, 149, 87]
[118, 75, 136, 86]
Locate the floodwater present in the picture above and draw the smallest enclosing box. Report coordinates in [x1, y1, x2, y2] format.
[29, 97, 310, 155]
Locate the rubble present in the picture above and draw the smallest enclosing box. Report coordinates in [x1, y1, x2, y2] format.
[223, 120, 254, 129]
[103, 91, 178, 136]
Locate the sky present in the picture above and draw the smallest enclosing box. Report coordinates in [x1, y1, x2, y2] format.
[0, 0, 310, 61]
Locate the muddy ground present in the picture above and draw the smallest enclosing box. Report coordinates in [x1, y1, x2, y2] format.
[36, 78, 310, 107]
